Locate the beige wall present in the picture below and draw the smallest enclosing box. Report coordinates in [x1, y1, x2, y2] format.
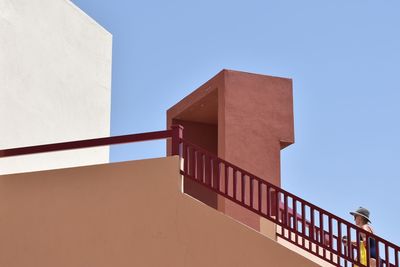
[0, 156, 320, 267]
[0, 0, 112, 174]
[277, 226, 336, 267]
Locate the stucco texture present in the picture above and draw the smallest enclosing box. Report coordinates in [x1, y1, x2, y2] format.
[0, 157, 318, 267]
[0, 0, 112, 174]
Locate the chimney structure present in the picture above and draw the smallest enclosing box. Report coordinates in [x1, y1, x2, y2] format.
[167, 69, 294, 235]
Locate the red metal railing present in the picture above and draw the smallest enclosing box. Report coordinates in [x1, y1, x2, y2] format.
[0, 125, 183, 158]
[179, 138, 400, 267]
[1, 126, 398, 266]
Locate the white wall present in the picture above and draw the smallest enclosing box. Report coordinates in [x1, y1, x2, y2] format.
[0, 0, 112, 174]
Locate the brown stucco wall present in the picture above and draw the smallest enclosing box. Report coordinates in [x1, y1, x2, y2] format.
[0, 157, 317, 267]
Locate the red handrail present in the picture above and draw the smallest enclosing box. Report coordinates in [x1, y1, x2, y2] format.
[0, 125, 183, 158]
[179, 138, 400, 267]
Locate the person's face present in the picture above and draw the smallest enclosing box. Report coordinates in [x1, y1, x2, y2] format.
[354, 215, 363, 226]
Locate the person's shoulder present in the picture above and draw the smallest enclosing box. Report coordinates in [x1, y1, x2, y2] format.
[362, 224, 374, 233]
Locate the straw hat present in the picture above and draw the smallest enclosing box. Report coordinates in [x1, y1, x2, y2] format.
[350, 207, 371, 223]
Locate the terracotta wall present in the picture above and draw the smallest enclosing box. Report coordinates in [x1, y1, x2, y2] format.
[172, 119, 219, 209]
[222, 70, 294, 187]
[172, 119, 218, 155]
[167, 70, 294, 233]
[221, 70, 294, 232]
[0, 157, 318, 267]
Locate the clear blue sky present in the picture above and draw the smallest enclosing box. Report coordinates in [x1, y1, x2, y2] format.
[73, 0, 400, 245]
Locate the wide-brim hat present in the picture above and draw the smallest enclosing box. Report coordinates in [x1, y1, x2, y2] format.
[350, 207, 371, 223]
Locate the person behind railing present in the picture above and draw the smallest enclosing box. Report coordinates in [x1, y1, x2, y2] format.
[343, 207, 378, 267]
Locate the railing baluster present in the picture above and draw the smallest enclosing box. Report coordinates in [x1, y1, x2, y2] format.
[356, 227, 361, 266]
[212, 158, 218, 189]
[347, 225, 352, 261]
[338, 222, 342, 260]
[225, 165, 229, 195]
[210, 158, 214, 188]
[202, 153, 206, 183]
[204, 155, 210, 186]
[183, 143, 188, 173]
[275, 189, 279, 221]
[273, 190, 277, 218]
[320, 212, 325, 259]
[385, 244, 390, 267]
[217, 160, 221, 191]
[283, 195, 288, 226]
[320, 212, 323, 244]
[185, 145, 190, 175]
[328, 217, 332, 250]
[194, 151, 198, 181]
[258, 181, 262, 212]
[193, 150, 197, 179]
[266, 184, 271, 217]
[241, 173, 245, 205]
[198, 152, 204, 183]
[198, 151, 203, 182]
[190, 147, 195, 178]
[233, 169, 237, 200]
[211, 158, 217, 189]
[195, 151, 199, 181]
[293, 199, 298, 244]
[328, 221, 333, 263]
[198, 151, 201, 180]
[376, 240, 380, 267]
[366, 234, 371, 267]
[395, 248, 399, 267]
[300, 201, 307, 237]
[310, 207, 315, 242]
[250, 176, 254, 208]
[302, 203, 306, 247]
